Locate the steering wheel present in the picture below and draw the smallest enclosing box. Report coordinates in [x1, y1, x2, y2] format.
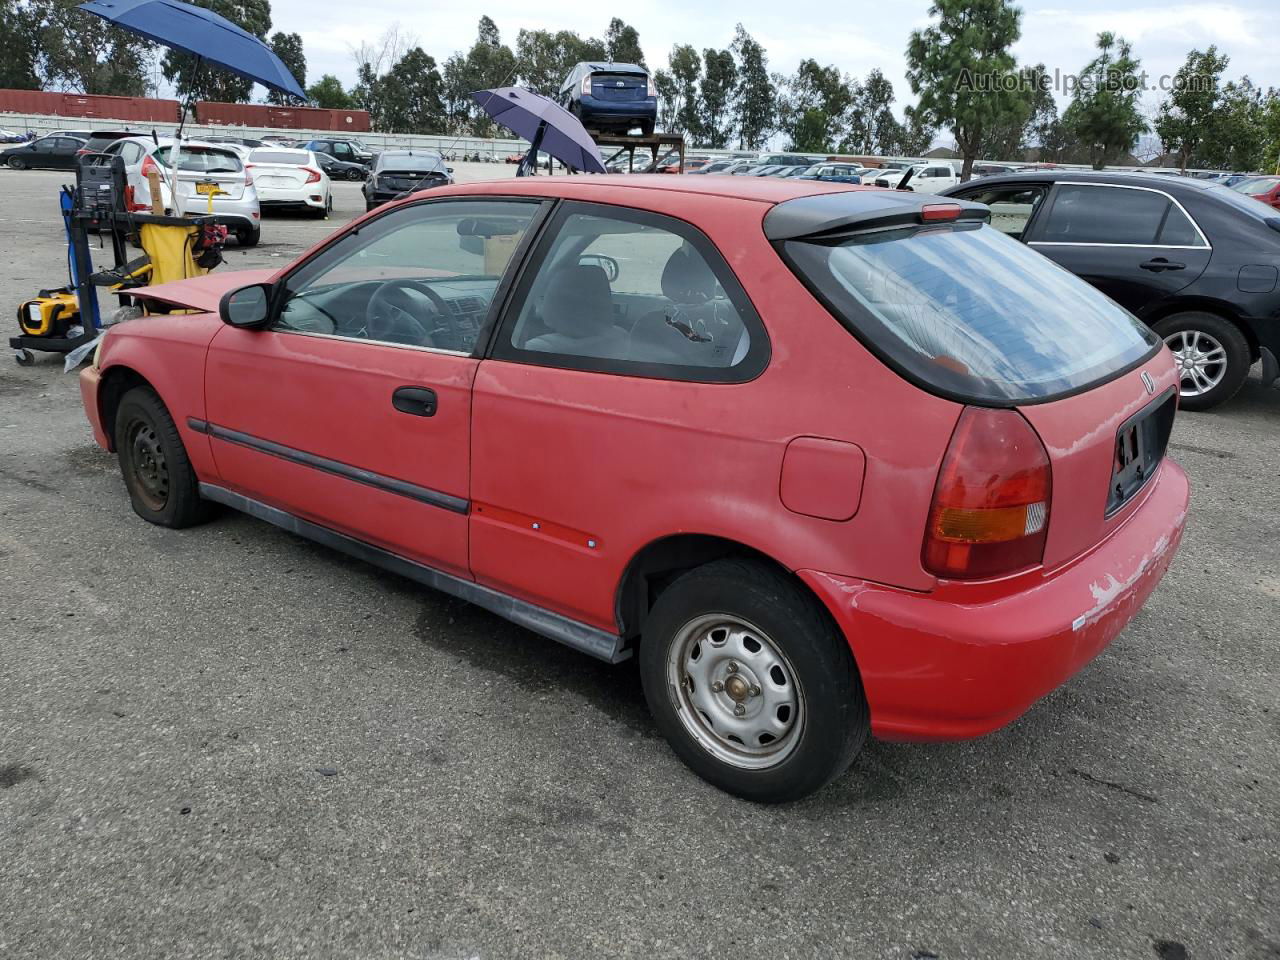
[365, 278, 458, 347]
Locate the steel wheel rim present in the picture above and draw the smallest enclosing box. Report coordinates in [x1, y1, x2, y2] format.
[1165, 328, 1227, 397]
[666, 613, 805, 770]
[126, 419, 169, 510]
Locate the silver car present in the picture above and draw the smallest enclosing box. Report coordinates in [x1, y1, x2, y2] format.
[102, 136, 262, 246]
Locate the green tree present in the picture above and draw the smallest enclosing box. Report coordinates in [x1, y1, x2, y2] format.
[880, 103, 937, 156]
[378, 46, 445, 134]
[906, 0, 1026, 180]
[265, 31, 305, 103]
[780, 59, 853, 151]
[698, 48, 736, 148]
[307, 74, 352, 110]
[515, 28, 605, 96]
[653, 69, 679, 132]
[668, 44, 702, 136]
[730, 25, 774, 150]
[0, 0, 41, 90]
[1201, 77, 1266, 171]
[29, 0, 153, 95]
[604, 18, 645, 67]
[985, 63, 1053, 160]
[1154, 47, 1230, 173]
[1062, 32, 1147, 169]
[843, 68, 895, 154]
[463, 16, 516, 135]
[164, 0, 272, 102]
[1262, 90, 1280, 174]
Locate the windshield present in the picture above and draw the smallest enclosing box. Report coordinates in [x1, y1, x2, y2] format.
[377, 153, 446, 173]
[782, 221, 1158, 403]
[153, 146, 243, 173]
[1234, 178, 1279, 196]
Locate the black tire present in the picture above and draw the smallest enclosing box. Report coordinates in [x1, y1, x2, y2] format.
[641, 120, 656, 137]
[365, 201, 377, 212]
[8, 156, 27, 170]
[346, 168, 363, 181]
[114, 386, 213, 528]
[638, 558, 869, 803]
[1154, 311, 1251, 412]
[235, 226, 261, 247]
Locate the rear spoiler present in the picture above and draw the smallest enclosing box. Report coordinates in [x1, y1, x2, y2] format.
[763, 192, 990, 241]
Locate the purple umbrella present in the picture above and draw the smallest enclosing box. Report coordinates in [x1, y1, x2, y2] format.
[471, 87, 606, 176]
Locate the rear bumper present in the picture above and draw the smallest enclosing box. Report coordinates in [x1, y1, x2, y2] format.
[800, 458, 1190, 741]
[578, 97, 657, 124]
[80, 363, 110, 451]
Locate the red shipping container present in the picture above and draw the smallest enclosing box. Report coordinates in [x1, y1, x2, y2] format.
[0, 88, 179, 123]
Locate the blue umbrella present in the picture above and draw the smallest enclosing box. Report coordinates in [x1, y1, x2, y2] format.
[79, 0, 305, 101]
[472, 87, 606, 176]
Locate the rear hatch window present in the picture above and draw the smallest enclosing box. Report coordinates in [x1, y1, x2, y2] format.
[153, 146, 244, 174]
[782, 221, 1159, 404]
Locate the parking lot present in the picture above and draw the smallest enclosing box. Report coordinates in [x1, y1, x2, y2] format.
[1, 165, 1279, 959]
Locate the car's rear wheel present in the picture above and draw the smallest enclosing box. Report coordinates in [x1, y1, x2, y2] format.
[114, 386, 212, 528]
[235, 226, 260, 247]
[1155, 312, 1251, 411]
[638, 558, 869, 803]
[8, 156, 26, 170]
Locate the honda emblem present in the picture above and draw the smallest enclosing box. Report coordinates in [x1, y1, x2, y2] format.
[1141, 371, 1155, 394]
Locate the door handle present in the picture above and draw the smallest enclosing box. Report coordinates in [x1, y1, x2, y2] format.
[1140, 258, 1186, 272]
[392, 386, 437, 417]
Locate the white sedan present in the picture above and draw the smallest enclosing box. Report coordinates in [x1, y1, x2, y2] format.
[245, 147, 332, 218]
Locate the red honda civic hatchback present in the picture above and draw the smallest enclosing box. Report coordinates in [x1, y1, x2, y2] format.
[81, 176, 1189, 802]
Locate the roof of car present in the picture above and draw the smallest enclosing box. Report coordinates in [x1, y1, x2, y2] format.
[428, 175, 986, 236]
[946, 169, 1223, 194]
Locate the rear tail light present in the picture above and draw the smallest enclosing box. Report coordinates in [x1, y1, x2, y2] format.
[920, 203, 962, 222]
[76, 147, 90, 155]
[303, 167, 321, 184]
[140, 154, 159, 178]
[243, 169, 253, 185]
[923, 407, 1052, 580]
[647, 76, 657, 97]
[581, 74, 592, 96]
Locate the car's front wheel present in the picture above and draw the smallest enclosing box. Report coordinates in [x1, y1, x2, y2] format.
[114, 386, 212, 528]
[347, 168, 363, 181]
[1155, 311, 1251, 411]
[639, 559, 869, 803]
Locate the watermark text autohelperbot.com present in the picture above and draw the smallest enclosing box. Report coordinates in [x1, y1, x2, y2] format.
[956, 68, 1217, 95]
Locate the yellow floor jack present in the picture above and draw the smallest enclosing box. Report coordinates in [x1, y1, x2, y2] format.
[12, 153, 225, 366]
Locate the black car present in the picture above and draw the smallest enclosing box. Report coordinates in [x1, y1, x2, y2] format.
[557, 61, 657, 136]
[2, 134, 88, 170]
[80, 129, 137, 156]
[314, 152, 366, 181]
[943, 171, 1280, 409]
[302, 138, 376, 167]
[362, 150, 452, 210]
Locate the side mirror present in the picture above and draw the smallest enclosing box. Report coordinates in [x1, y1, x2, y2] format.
[219, 283, 272, 328]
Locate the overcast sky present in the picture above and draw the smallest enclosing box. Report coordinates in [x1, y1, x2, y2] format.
[275, 0, 1274, 135]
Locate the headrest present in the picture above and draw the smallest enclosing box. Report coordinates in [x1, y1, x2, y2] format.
[543, 264, 613, 338]
[661, 248, 717, 304]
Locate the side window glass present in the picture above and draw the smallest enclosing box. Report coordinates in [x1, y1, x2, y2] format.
[333, 142, 352, 158]
[966, 186, 1046, 240]
[1157, 204, 1204, 246]
[499, 205, 767, 380]
[1040, 185, 1168, 245]
[274, 199, 539, 352]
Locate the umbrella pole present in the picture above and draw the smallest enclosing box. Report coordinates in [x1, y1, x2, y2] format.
[519, 121, 547, 178]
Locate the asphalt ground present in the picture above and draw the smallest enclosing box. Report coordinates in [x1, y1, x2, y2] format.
[1, 165, 1278, 960]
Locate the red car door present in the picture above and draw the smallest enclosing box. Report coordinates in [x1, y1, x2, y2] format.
[469, 199, 774, 630]
[203, 197, 544, 577]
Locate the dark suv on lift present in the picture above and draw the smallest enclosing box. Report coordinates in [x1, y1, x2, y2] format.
[558, 62, 657, 137]
[943, 171, 1280, 410]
